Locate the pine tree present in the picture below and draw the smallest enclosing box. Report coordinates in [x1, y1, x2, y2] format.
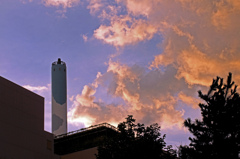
[183, 73, 240, 159]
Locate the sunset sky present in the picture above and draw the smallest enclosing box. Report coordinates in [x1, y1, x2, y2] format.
[1, 0, 240, 146]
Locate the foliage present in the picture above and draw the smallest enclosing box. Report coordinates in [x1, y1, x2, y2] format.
[181, 73, 240, 159]
[178, 145, 196, 159]
[96, 115, 177, 159]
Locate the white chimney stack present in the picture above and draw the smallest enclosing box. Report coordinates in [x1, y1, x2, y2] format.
[51, 58, 67, 135]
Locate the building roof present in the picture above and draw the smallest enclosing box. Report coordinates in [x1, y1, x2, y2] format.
[54, 123, 119, 155]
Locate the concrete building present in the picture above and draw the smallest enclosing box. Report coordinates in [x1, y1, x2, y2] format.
[0, 76, 59, 159]
[52, 58, 67, 135]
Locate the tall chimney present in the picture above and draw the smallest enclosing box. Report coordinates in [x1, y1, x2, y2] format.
[51, 58, 67, 135]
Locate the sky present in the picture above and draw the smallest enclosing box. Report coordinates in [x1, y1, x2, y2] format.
[1, 0, 240, 147]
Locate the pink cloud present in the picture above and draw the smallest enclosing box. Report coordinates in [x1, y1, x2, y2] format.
[82, 34, 88, 42]
[42, 0, 81, 8]
[94, 15, 157, 47]
[68, 60, 189, 130]
[90, 0, 240, 87]
[87, 0, 103, 15]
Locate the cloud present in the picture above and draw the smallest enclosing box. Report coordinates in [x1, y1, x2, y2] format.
[69, 0, 240, 134]
[41, 0, 81, 17]
[82, 34, 88, 42]
[42, 0, 81, 8]
[21, 0, 81, 17]
[22, 84, 51, 100]
[87, 0, 103, 15]
[20, 0, 33, 4]
[23, 85, 49, 92]
[178, 91, 200, 109]
[91, 0, 240, 87]
[149, 0, 240, 86]
[94, 15, 157, 47]
[116, 0, 156, 17]
[68, 60, 193, 130]
[211, 0, 240, 29]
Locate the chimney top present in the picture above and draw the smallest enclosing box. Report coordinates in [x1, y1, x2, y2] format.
[57, 58, 61, 64]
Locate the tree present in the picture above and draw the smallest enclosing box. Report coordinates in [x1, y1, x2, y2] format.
[96, 115, 177, 159]
[178, 145, 197, 159]
[182, 73, 240, 159]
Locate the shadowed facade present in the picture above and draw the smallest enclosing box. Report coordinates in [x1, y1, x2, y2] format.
[0, 76, 59, 159]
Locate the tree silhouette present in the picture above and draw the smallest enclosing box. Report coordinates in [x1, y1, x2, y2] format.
[181, 73, 240, 159]
[96, 115, 177, 159]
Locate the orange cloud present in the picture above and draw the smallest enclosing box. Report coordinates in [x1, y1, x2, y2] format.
[94, 15, 157, 47]
[69, 60, 188, 130]
[75, 85, 98, 107]
[211, 0, 240, 29]
[178, 91, 200, 109]
[176, 45, 221, 86]
[91, 0, 240, 87]
[176, 45, 240, 86]
[116, 0, 155, 17]
[69, 0, 240, 132]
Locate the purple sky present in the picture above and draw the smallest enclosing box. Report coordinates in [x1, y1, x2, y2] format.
[1, 0, 240, 147]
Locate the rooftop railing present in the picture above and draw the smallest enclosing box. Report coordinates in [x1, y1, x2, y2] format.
[55, 123, 118, 139]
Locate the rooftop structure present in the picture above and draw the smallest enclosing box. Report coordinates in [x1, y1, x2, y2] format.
[54, 123, 119, 156]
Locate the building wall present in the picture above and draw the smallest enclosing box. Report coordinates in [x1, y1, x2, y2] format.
[0, 76, 59, 159]
[61, 147, 98, 159]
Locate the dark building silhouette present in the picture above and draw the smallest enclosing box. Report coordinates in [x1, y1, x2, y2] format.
[0, 76, 59, 159]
